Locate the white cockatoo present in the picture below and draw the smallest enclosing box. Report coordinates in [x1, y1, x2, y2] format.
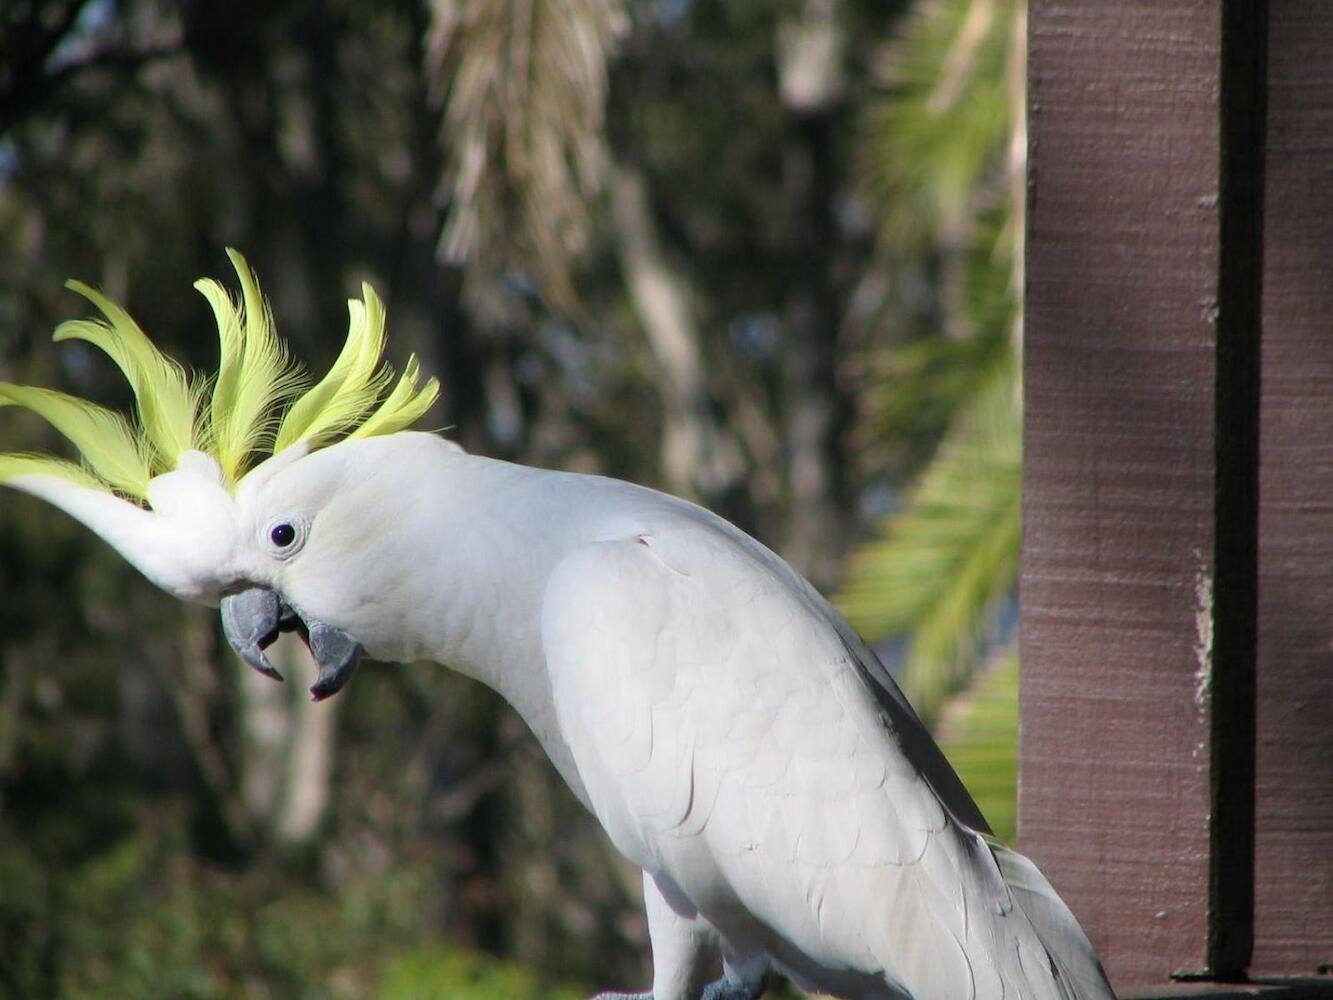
[0, 254, 1116, 1000]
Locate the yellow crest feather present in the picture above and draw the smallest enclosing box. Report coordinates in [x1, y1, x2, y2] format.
[1, 251, 441, 501]
[0, 453, 109, 493]
[275, 284, 395, 452]
[0, 383, 153, 498]
[199, 250, 308, 481]
[346, 355, 441, 441]
[54, 282, 201, 467]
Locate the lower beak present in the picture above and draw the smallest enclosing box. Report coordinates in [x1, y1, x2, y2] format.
[220, 587, 364, 701]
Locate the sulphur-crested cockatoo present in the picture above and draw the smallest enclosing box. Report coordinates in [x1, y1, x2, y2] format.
[0, 253, 1115, 1000]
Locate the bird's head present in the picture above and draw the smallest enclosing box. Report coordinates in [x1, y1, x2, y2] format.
[0, 250, 441, 700]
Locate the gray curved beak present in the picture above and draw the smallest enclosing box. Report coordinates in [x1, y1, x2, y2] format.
[306, 621, 362, 701]
[220, 587, 363, 701]
[220, 587, 288, 681]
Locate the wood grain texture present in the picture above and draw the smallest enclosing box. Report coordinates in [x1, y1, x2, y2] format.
[1126, 985, 1333, 1000]
[1021, 1, 1224, 990]
[1252, 0, 1333, 976]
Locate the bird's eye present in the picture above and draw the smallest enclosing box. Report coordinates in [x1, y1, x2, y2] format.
[263, 517, 308, 558]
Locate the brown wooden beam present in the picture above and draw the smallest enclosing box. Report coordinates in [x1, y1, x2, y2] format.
[1128, 985, 1333, 1000]
[1024, 0, 1333, 988]
[1251, 0, 1333, 978]
[1020, 0, 1264, 990]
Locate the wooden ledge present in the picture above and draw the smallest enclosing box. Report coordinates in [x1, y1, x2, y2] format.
[1125, 980, 1333, 999]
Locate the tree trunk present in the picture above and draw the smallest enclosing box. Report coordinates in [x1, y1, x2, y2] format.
[777, 0, 849, 590]
[609, 163, 738, 502]
[274, 636, 340, 845]
[236, 633, 339, 847]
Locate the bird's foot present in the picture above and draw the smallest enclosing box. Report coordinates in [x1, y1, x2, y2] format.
[590, 976, 763, 1000]
[702, 975, 765, 1000]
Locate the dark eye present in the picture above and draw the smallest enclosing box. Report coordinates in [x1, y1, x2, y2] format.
[263, 517, 309, 559]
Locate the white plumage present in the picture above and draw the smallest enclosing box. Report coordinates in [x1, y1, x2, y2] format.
[264, 433, 1116, 999]
[8, 429, 1116, 1000]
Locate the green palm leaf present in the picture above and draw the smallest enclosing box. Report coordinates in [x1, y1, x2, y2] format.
[935, 647, 1019, 842]
[839, 365, 1020, 725]
[862, 0, 1018, 250]
[844, 0, 1027, 841]
[858, 159, 1021, 471]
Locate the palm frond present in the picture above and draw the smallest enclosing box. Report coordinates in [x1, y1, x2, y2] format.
[935, 646, 1018, 842]
[861, 0, 1018, 249]
[426, 0, 626, 308]
[859, 324, 1008, 470]
[858, 199, 1018, 468]
[838, 363, 1020, 724]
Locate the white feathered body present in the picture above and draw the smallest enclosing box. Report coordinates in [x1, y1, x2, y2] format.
[300, 434, 1112, 1000]
[2, 256, 1115, 1000]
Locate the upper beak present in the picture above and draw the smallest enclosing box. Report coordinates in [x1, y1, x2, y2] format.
[220, 586, 363, 701]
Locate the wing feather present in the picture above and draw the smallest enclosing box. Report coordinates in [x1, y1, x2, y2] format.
[540, 518, 1113, 999]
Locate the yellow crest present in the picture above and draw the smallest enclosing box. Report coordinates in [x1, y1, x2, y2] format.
[0, 250, 440, 501]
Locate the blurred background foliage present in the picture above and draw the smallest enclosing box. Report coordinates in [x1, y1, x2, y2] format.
[0, 0, 1023, 996]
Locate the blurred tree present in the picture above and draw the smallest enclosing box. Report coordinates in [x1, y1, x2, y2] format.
[425, 0, 626, 311]
[2, 0, 638, 993]
[0, 0, 1018, 993]
[836, 0, 1026, 840]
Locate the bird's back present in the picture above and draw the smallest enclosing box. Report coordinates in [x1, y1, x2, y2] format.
[535, 472, 1113, 998]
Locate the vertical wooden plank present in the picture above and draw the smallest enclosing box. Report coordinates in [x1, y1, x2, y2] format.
[1252, 0, 1333, 976]
[1021, 1, 1226, 990]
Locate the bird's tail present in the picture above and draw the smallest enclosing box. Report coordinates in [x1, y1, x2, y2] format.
[982, 836, 1118, 1000]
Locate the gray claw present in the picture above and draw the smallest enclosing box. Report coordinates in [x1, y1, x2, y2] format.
[703, 977, 765, 1000]
[221, 587, 286, 682]
[590, 977, 763, 1000]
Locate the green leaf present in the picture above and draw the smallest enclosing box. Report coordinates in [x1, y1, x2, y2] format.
[837, 363, 1020, 724]
[935, 647, 1019, 843]
[378, 945, 583, 1000]
[860, 0, 1019, 250]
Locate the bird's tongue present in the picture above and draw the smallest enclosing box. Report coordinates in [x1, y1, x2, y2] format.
[220, 587, 364, 701]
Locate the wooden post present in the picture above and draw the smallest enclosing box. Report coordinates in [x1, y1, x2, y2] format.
[1023, 0, 1333, 992]
[1020, 0, 1278, 992]
[1251, 0, 1333, 979]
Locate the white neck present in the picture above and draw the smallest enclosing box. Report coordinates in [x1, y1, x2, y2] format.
[377, 448, 631, 801]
